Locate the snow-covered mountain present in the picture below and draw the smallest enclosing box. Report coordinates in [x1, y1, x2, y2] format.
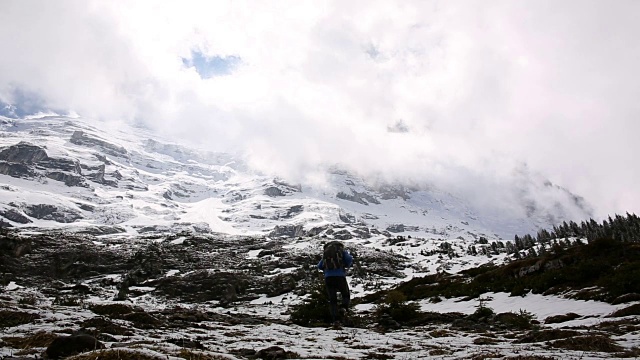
[0, 115, 591, 241]
[2, 115, 639, 360]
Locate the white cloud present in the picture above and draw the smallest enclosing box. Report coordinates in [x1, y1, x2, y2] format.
[1, 0, 639, 219]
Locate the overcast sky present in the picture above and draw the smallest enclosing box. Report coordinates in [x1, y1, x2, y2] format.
[1, 0, 639, 219]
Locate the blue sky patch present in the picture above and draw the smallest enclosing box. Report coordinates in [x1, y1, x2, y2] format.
[182, 51, 241, 79]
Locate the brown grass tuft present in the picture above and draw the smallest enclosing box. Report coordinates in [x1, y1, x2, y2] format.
[2, 331, 57, 349]
[550, 334, 624, 352]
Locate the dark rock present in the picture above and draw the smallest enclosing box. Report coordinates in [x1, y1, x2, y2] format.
[339, 212, 356, 224]
[255, 345, 294, 360]
[45, 334, 105, 359]
[386, 224, 405, 233]
[269, 225, 304, 238]
[264, 186, 284, 197]
[306, 225, 329, 237]
[0, 161, 36, 178]
[167, 338, 205, 349]
[0, 236, 31, 257]
[0, 142, 48, 163]
[39, 157, 81, 173]
[154, 270, 249, 304]
[0, 209, 32, 224]
[544, 312, 581, 324]
[285, 205, 304, 218]
[46, 171, 86, 187]
[333, 229, 353, 240]
[0, 218, 13, 228]
[336, 190, 380, 205]
[611, 293, 640, 305]
[24, 204, 82, 223]
[70, 131, 128, 157]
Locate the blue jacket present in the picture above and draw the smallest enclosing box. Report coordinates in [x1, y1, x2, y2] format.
[318, 250, 353, 278]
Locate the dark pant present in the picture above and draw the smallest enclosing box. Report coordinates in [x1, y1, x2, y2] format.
[325, 276, 350, 321]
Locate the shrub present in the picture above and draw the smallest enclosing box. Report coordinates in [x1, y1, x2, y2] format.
[290, 276, 332, 326]
[374, 290, 421, 324]
[0, 310, 40, 328]
[495, 309, 536, 330]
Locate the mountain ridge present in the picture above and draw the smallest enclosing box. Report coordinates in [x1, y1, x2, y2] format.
[0, 115, 591, 241]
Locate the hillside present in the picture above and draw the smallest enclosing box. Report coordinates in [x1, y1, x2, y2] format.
[1, 227, 639, 359]
[0, 115, 591, 241]
[2, 115, 637, 359]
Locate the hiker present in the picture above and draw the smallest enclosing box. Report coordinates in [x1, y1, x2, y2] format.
[317, 241, 353, 324]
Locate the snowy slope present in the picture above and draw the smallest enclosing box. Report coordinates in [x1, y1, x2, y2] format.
[0, 115, 591, 240]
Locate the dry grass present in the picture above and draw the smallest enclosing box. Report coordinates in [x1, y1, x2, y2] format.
[68, 349, 164, 359]
[429, 329, 452, 338]
[473, 337, 501, 345]
[515, 329, 581, 343]
[550, 334, 624, 353]
[176, 349, 229, 359]
[89, 303, 136, 317]
[0, 309, 40, 327]
[2, 331, 57, 349]
[81, 317, 134, 336]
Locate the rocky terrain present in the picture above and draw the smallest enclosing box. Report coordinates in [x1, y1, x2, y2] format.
[0, 116, 636, 359]
[1, 227, 639, 359]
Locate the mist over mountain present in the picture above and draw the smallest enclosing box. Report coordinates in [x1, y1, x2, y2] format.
[0, 114, 591, 240]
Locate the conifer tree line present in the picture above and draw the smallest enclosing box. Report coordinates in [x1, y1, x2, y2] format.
[461, 213, 640, 259]
[508, 212, 640, 258]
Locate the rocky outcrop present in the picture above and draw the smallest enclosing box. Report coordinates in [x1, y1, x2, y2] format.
[38, 157, 81, 173]
[269, 224, 305, 238]
[336, 190, 380, 205]
[0, 161, 35, 178]
[264, 186, 285, 197]
[386, 224, 405, 233]
[0, 142, 48, 164]
[45, 171, 86, 187]
[70, 130, 128, 158]
[24, 204, 83, 223]
[0, 209, 33, 224]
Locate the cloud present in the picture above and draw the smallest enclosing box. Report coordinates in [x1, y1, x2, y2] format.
[1, 0, 639, 219]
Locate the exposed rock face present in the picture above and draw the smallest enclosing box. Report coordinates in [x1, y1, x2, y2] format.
[0, 209, 33, 224]
[24, 204, 83, 223]
[264, 186, 285, 197]
[45, 171, 86, 187]
[39, 157, 81, 173]
[336, 190, 380, 205]
[386, 224, 405, 233]
[269, 224, 305, 238]
[0, 142, 48, 164]
[70, 130, 128, 157]
[0, 161, 35, 178]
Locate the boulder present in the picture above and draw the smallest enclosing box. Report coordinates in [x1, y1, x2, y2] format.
[44, 334, 105, 359]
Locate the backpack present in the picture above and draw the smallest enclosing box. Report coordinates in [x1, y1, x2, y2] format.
[323, 241, 345, 270]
